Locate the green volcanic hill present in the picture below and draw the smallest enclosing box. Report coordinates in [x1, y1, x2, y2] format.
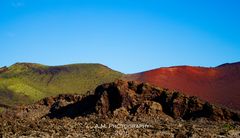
[0, 63, 123, 108]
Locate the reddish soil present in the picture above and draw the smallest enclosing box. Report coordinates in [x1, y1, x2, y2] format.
[126, 62, 240, 110]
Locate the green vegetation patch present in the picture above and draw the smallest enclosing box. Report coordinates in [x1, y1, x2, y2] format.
[0, 63, 124, 106]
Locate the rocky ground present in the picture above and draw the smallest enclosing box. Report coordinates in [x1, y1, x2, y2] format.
[1, 80, 240, 138]
[1, 115, 240, 138]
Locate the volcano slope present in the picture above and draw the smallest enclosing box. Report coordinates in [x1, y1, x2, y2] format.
[0, 63, 123, 108]
[1, 80, 240, 137]
[126, 62, 240, 111]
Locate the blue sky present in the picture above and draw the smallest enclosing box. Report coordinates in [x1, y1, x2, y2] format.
[0, 0, 240, 73]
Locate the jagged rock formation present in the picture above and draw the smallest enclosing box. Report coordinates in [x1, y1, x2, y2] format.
[2, 80, 239, 121]
[1, 80, 240, 137]
[93, 80, 240, 121]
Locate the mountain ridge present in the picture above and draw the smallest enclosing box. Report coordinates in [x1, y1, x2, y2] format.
[0, 62, 123, 108]
[126, 61, 240, 111]
[130, 61, 240, 74]
[1, 61, 240, 112]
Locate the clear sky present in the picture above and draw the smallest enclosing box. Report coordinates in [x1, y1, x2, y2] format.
[0, 0, 240, 73]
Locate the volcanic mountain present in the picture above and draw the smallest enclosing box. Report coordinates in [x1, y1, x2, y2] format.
[126, 62, 240, 111]
[0, 63, 123, 108]
[1, 62, 240, 112]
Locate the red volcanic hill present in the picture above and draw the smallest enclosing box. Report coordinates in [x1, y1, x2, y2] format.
[126, 62, 240, 111]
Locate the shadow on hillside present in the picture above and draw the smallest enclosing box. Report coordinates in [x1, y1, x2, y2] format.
[47, 95, 97, 119]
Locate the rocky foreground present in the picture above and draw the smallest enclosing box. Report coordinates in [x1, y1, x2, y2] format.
[1, 80, 240, 138]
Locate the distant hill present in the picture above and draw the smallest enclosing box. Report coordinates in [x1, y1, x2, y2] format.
[0, 63, 123, 107]
[1, 61, 240, 112]
[126, 62, 240, 110]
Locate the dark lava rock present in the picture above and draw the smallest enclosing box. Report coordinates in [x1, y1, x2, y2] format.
[2, 80, 240, 122]
[1, 80, 240, 137]
[92, 80, 240, 121]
